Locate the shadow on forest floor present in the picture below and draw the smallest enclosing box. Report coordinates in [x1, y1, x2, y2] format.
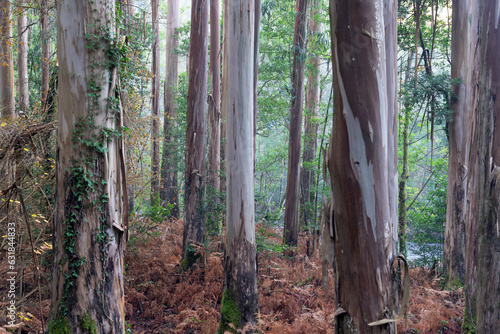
[0, 218, 463, 333]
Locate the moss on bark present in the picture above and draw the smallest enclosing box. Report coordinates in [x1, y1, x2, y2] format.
[218, 289, 241, 334]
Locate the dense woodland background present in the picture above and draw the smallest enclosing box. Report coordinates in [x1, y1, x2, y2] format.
[0, 0, 497, 333]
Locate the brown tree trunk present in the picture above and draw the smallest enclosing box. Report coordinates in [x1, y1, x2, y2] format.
[327, 0, 399, 332]
[468, 1, 500, 331]
[284, 0, 308, 247]
[160, 0, 180, 218]
[150, 0, 160, 206]
[444, 0, 477, 288]
[207, 0, 221, 232]
[49, 1, 125, 332]
[301, 0, 320, 255]
[0, 0, 14, 118]
[182, 0, 208, 263]
[219, 1, 258, 331]
[41, 0, 50, 111]
[17, 0, 29, 113]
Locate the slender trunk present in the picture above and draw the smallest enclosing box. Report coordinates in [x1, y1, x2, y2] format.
[470, 1, 500, 331]
[219, 1, 258, 331]
[41, 0, 50, 111]
[160, 0, 180, 218]
[328, 0, 399, 332]
[398, 52, 414, 257]
[0, 0, 14, 118]
[49, 1, 125, 332]
[17, 0, 29, 113]
[253, 0, 261, 167]
[220, 0, 228, 197]
[444, 0, 477, 287]
[150, 0, 160, 206]
[207, 0, 221, 232]
[301, 0, 320, 256]
[182, 0, 208, 262]
[284, 0, 308, 247]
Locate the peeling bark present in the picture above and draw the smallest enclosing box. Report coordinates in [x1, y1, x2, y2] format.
[328, 0, 399, 332]
[182, 0, 208, 260]
[470, 1, 500, 331]
[220, 0, 258, 330]
[444, 0, 477, 286]
[50, 1, 125, 332]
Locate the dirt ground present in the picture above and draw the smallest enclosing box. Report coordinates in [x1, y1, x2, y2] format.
[0, 218, 464, 333]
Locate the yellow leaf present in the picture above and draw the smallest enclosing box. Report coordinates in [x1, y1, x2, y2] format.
[1, 122, 5, 126]
[24, 148, 29, 151]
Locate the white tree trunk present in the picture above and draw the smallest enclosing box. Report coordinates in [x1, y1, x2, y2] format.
[49, 1, 125, 332]
[219, 0, 258, 331]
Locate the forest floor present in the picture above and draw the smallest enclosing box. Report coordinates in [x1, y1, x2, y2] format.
[1, 217, 464, 333]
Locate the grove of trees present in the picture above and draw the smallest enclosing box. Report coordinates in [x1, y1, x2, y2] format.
[0, 0, 499, 333]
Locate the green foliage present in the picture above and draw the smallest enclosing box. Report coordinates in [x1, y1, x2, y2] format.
[218, 289, 241, 334]
[80, 314, 97, 334]
[48, 316, 70, 334]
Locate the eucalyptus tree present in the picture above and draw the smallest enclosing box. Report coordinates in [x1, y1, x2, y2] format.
[301, 0, 321, 255]
[443, 0, 477, 287]
[327, 0, 400, 332]
[41, 0, 50, 111]
[150, 0, 160, 206]
[207, 0, 221, 232]
[219, 0, 258, 331]
[49, 0, 127, 331]
[161, 0, 180, 218]
[0, 0, 14, 118]
[17, 0, 29, 113]
[284, 0, 308, 246]
[466, 1, 500, 331]
[182, 0, 208, 263]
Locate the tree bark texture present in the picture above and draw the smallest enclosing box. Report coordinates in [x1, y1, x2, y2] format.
[207, 0, 221, 230]
[160, 0, 180, 218]
[469, 1, 500, 331]
[17, 0, 29, 112]
[0, 0, 14, 118]
[301, 0, 320, 247]
[219, 1, 258, 331]
[49, 1, 125, 332]
[182, 0, 208, 260]
[328, 0, 399, 332]
[444, 0, 477, 287]
[41, 0, 50, 111]
[150, 0, 160, 206]
[284, 0, 308, 247]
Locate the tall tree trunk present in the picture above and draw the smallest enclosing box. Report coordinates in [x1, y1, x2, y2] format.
[49, 1, 125, 332]
[207, 0, 221, 232]
[468, 1, 500, 331]
[444, 0, 477, 288]
[0, 0, 14, 118]
[17, 0, 29, 113]
[219, 0, 258, 331]
[150, 0, 160, 206]
[301, 0, 320, 256]
[182, 0, 208, 263]
[160, 0, 180, 218]
[398, 52, 414, 257]
[284, 0, 308, 247]
[328, 0, 399, 332]
[41, 0, 50, 111]
[253, 0, 261, 167]
[220, 0, 228, 196]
